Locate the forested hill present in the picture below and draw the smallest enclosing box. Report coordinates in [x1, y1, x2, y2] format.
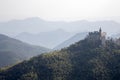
[0, 31, 120, 80]
[0, 34, 50, 68]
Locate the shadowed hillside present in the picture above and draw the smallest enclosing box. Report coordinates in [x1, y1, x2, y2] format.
[0, 29, 120, 80]
[0, 34, 50, 67]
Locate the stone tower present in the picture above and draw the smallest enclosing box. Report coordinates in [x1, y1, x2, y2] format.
[87, 28, 106, 46]
[99, 27, 102, 35]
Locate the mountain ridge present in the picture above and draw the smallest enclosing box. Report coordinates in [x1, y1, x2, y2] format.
[54, 32, 88, 50]
[14, 29, 73, 48]
[0, 17, 120, 36]
[0, 30, 120, 80]
[0, 34, 50, 68]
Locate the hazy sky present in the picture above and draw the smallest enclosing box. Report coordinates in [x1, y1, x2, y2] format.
[0, 0, 120, 22]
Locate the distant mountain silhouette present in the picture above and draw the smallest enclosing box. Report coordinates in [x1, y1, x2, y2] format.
[0, 34, 50, 67]
[111, 33, 120, 39]
[54, 32, 88, 50]
[15, 29, 73, 48]
[0, 17, 120, 49]
[0, 17, 120, 36]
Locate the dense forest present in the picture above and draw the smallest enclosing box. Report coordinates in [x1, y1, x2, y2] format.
[0, 31, 120, 80]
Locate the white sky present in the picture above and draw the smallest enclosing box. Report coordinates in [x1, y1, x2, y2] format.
[0, 0, 120, 22]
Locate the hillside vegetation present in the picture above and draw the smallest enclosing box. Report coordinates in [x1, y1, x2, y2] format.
[0, 34, 50, 67]
[0, 31, 120, 80]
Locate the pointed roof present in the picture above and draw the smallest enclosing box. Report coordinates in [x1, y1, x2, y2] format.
[99, 27, 102, 33]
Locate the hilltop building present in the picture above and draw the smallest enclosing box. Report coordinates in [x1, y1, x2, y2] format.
[87, 28, 106, 46]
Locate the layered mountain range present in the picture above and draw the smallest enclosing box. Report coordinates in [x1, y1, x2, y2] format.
[0, 30, 120, 80]
[0, 34, 50, 67]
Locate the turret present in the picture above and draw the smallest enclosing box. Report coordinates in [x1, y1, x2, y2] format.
[99, 27, 102, 36]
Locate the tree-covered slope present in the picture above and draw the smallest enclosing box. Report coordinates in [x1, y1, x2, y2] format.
[0, 34, 50, 67]
[0, 32, 120, 80]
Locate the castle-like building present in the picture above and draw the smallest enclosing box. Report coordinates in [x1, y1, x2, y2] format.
[87, 28, 106, 46]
